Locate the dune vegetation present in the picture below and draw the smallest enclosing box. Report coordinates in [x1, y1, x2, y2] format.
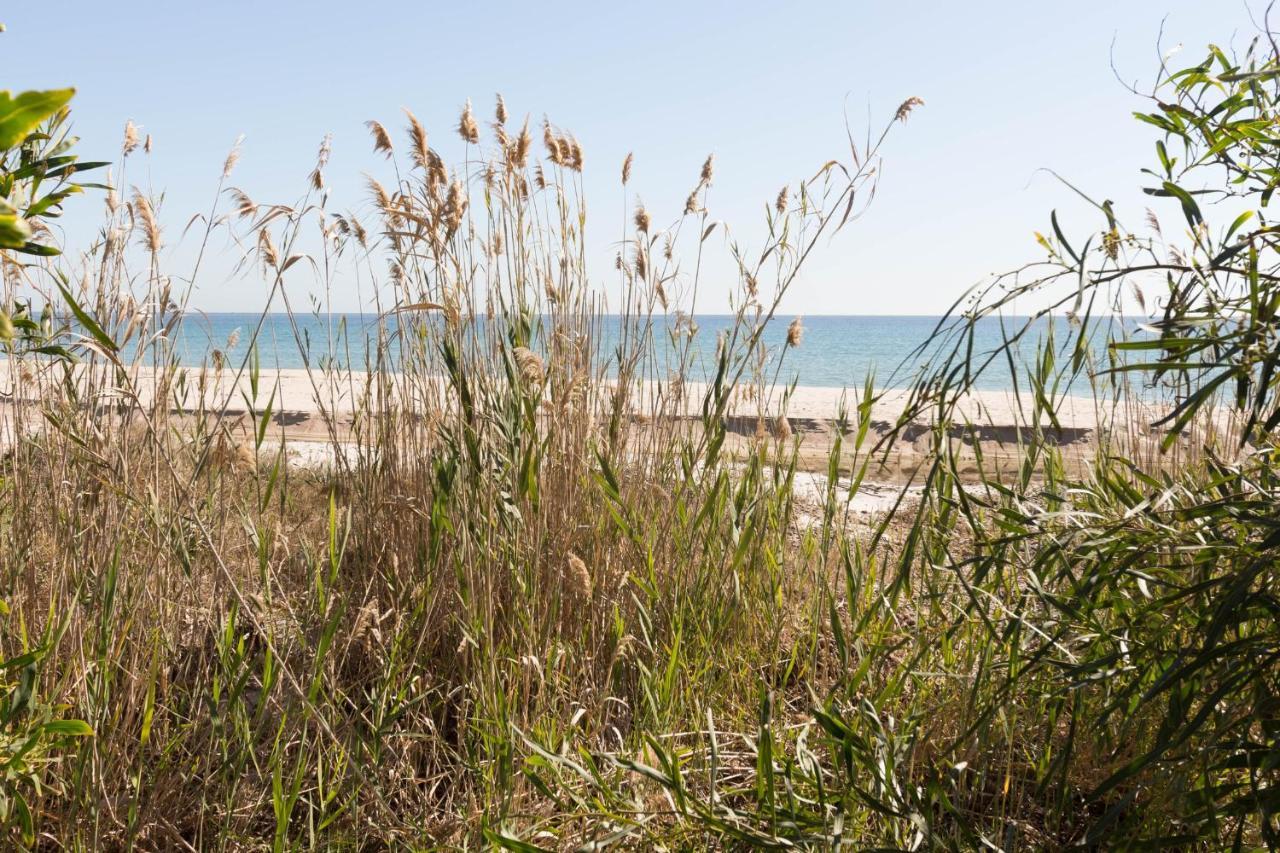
[0, 22, 1279, 851]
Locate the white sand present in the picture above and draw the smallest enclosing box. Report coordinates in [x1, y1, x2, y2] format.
[0, 360, 1159, 432]
[2, 359, 1224, 492]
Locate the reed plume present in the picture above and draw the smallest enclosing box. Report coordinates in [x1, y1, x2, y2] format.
[366, 176, 392, 214]
[513, 346, 545, 387]
[458, 99, 480, 144]
[404, 108, 430, 170]
[443, 179, 467, 235]
[511, 119, 532, 169]
[895, 96, 925, 122]
[634, 203, 650, 233]
[786, 316, 803, 347]
[229, 188, 258, 219]
[131, 190, 162, 253]
[427, 149, 448, 191]
[223, 135, 245, 178]
[258, 227, 279, 269]
[366, 120, 395, 158]
[684, 189, 700, 215]
[543, 120, 564, 166]
[566, 136, 583, 171]
[564, 553, 592, 601]
[122, 120, 140, 155]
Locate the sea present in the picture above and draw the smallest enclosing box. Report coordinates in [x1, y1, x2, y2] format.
[152, 313, 1144, 392]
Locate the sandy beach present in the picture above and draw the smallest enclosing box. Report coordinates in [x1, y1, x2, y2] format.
[0, 360, 1208, 483]
[0, 361, 1124, 423]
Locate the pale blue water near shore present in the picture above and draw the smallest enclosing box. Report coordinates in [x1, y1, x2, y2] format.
[156, 313, 1144, 392]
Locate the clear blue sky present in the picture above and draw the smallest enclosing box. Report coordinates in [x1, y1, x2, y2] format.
[2, 1, 1255, 314]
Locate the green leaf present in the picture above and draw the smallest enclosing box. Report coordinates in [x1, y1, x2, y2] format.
[15, 241, 59, 256]
[0, 88, 75, 149]
[1162, 180, 1204, 226]
[483, 829, 552, 853]
[55, 279, 118, 354]
[0, 213, 30, 249]
[41, 719, 93, 737]
[12, 793, 33, 847]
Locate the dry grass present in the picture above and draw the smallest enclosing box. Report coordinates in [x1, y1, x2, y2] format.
[0, 94, 898, 848]
[0, 63, 1273, 849]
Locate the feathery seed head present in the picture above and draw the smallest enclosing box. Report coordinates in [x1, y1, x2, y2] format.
[700, 153, 714, 184]
[209, 434, 256, 473]
[222, 135, 244, 178]
[565, 553, 592, 601]
[427, 149, 448, 191]
[786, 316, 804, 347]
[543, 120, 564, 166]
[1131, 281, 1147, 313]
[105, 169, 118, 214]
[229, 188, 258, 219]
[443, 179, 468, 234]
[512, 119, 532, 169]
[366, 176, 392, 213]
[566, 136, 584, 172]
[621, 152, 634, 186]
[404, 108, 429, 170]
[775, 186, 788, 214]
[257, 228, 279, 270]
[131, 190, 162, 253]
[458, 99, 480, 143]
[366, 120, 394, 158]
[315, 134, 332, 170]
[513, 346, 545, 388]
[494, 93, 508, 125]
[684, 188, 700, 216]
[634, 203, 650, 233]
[895, 96, 925, 123]
[122, 120, 140, 155]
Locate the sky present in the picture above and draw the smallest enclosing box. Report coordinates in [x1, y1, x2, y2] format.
[1, 1, 1262, 315]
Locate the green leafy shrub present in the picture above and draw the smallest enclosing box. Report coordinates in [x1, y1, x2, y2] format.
[0, 65, 106, 348]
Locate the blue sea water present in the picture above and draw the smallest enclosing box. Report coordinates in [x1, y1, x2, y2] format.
[156, 313, 1140, 392]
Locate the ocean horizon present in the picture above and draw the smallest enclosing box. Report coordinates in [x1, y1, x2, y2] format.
[145, 312, 1140, 392]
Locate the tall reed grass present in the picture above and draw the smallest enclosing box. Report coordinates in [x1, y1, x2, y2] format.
[1, 25, 1278, 850]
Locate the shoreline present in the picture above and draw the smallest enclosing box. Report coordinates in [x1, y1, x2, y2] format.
[0, 362, 1223, 482]
[0, 361, 1131, 424]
